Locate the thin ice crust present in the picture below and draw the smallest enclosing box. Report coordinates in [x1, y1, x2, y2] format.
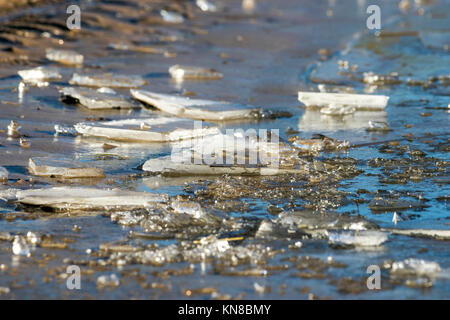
[130, 89, 261, 121]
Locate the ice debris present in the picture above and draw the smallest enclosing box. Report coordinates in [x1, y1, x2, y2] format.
[390, 258, 441, 277]
[70, 73, 146, 88]
[60, 87, 140, 109]
[298, 91, 389, 110]
[196, 0, 218, 12]
[46, 48, 84, 65]
[74, 117, 220, 142]
[97, 274, 120, 288]
[28, 157, 105, 179]
[169, 65, 223, 81]
[130, 90, 262, 121]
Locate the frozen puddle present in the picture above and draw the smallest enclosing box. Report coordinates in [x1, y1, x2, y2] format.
[70, 73, 146, 88]
[75, 117, 220, 142]
[130, 89, 262, 121]
[60, 87, 141, 109]
[3, 187, 167, 211]
[28, 157, 105, 179]
[46, 48, 84, 65]
[298, 92, 389, 110]
[169, 65, 223, 81]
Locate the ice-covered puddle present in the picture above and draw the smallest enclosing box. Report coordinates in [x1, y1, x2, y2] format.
[0, 0, 449, 299]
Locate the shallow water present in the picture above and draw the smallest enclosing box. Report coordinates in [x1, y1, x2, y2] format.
[0, 0, 449, 299]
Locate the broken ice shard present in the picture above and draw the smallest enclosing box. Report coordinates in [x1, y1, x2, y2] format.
[60, 87, 140, 109]
[169, 65, 223, 81]
[0, 167, 8, 182]
[130, 89, 262, 121]
[196, 0, 218, 12]
[328, 231, 388, 247]
[390, 258, 441, 277]
[160, 10, 184, 23]
[12, 236, 30, 256]
[28, 157, 105, 179]
[46, 48, 84, 65]
[6, 187, 167, 212]
[18, 66, 61, 83]
[74, 117, 220, 142]
[70, 73, 146, 88]
[298, 91, 389, 110]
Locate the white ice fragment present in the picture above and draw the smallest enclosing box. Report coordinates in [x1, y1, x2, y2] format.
[97, 87, 116, 94]
[70, 73, 146, 88]
[320, 105, 355, 115]
[196, 0, 218, 12]
[0, 287, 10, 295]
[169, 65, 223, 81]
[170, 200, 206, 219]
[298, 91, 389, 110]
[328, 231, 388, 247]
[131, 89, 261, 121]
[28, 157, 105, 179]
[54, 124, 77, 135]
[12, 236, 30, 256]
[26, 231, 41, 245]
[366, 120, 391, 131]
[7, 120, 21, 137]
[12, 187, 167, 211]
[60, 87, 140, 109]
[46, 48, 84, 65]
[74, 117, 220, 142]
[0, 167, 8, 182]
[18, 66, 61, 83]
[96, 274, 120, 288]
[391, 258, 441, 277]
[110, 212, 143, 226]
[160, 10, 184, 23]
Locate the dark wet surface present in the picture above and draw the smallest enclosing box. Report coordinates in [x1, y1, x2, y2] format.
[0, 0, 449, 299]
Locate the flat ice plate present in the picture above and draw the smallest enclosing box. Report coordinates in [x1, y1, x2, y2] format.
[28, 157, 105, 178]
[75, 117, 220, 142]
[298, 91, 389, 110]
[130, 89, 261, 121]
[60, 87, 140, 109]
[9, 187, 167, 211]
